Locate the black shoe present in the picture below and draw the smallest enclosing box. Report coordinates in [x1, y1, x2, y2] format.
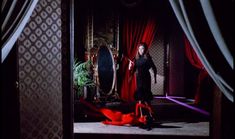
[146, 126, 152, 131]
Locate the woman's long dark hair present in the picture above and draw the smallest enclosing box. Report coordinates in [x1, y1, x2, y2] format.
[135, 42, 151, 59]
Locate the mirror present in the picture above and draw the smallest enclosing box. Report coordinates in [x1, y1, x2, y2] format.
[82, 0, 119, 101]
[96, 45, 116, 97]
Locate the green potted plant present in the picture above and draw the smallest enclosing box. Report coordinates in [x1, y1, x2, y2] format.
[73, 59, 95, 99]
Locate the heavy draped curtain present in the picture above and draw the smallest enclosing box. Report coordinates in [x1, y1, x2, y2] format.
[1, 0, 38, 63]
[184, 36, 208, 104]
[169, 0, 234, 102]
[119, 16, 157, 102]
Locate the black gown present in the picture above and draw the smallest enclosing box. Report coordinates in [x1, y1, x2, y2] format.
[134, 55, 157, 102]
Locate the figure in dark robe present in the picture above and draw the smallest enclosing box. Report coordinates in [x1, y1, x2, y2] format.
[129, 42, 157, 129]
[129, 42, 157, 102]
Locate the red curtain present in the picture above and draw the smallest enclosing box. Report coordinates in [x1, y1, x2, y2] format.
[184, 36, 208, 104]
[119, 16, 157, 102]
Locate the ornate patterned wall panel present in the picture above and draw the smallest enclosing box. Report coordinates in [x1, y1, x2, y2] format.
[18, 0, 63, 138]
[149, 33, 165, 96]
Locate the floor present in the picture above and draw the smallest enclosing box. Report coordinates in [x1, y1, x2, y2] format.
[74, 97, 210, 138]
[74, 121, 209, 136]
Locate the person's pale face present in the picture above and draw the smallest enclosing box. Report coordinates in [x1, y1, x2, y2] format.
[138, 45, 145, 56]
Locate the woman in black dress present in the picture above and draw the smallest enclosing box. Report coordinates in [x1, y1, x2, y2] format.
[129, 43, 157, 102]
[129, 42, 157, 129]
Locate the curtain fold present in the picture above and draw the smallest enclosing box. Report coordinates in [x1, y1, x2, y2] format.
[1, 0, 38, 63]
[184, 36, 208, 104]
[119, 16, 157, 102]
[199, 0, 233, 69]
[169, 0, 233, 102]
